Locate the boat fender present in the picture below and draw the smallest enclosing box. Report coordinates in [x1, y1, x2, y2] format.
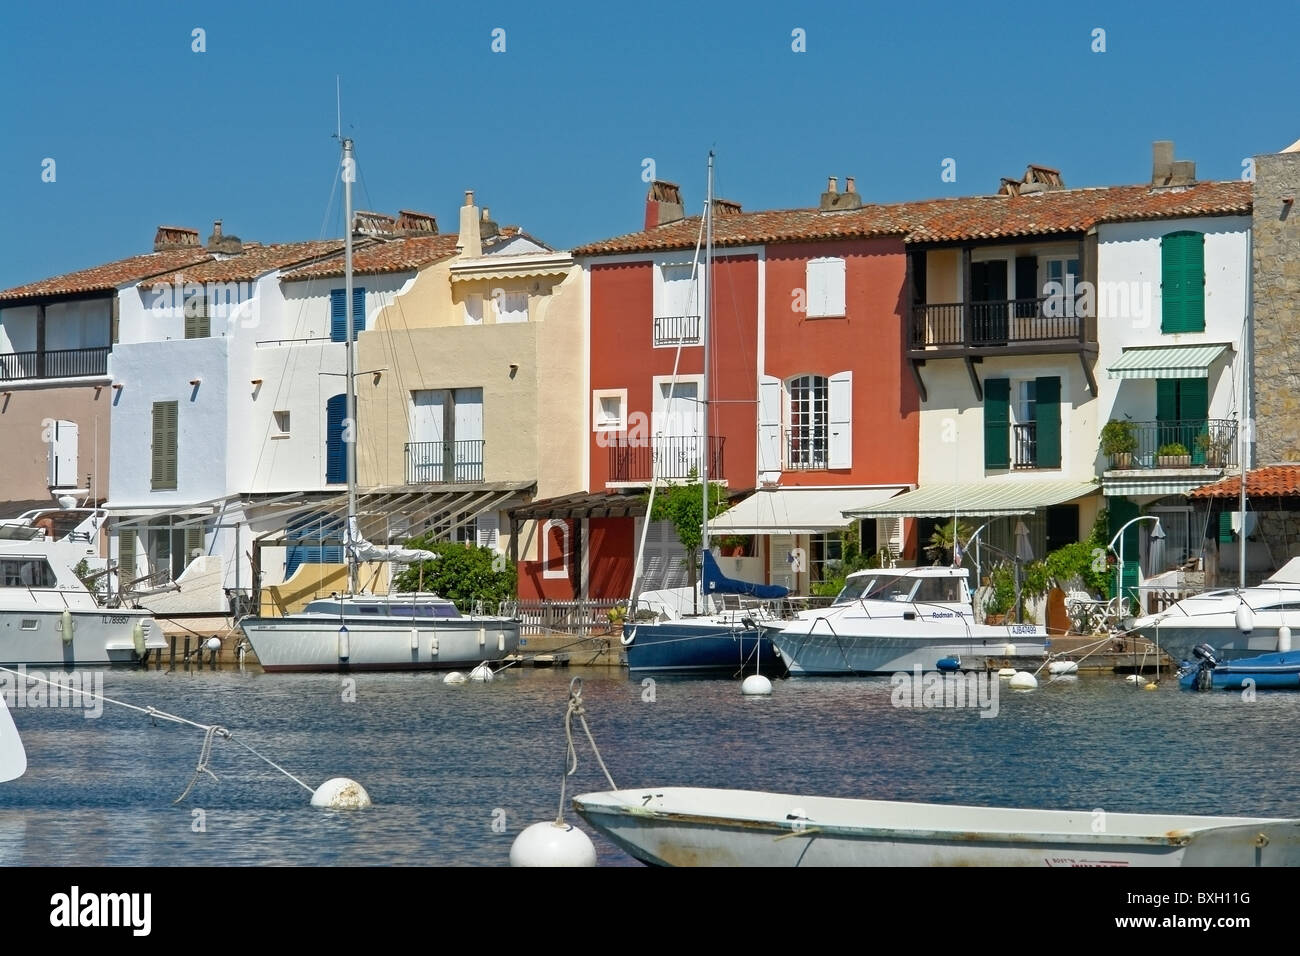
[61, 609, 75, 645]
[936, 657, 961, 673]
[430, 635, 439, 655]
[1279, 625, 1293, 653]
[621, 625, 636, 647]
[132, 621, 145, 656]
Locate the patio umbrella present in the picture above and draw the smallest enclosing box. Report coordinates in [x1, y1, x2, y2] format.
[1014, 520, 1034, 563]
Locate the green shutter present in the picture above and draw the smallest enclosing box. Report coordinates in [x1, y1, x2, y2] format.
[1034, 376, 1061, 468]
[184, 296, 210, 339]
[151, 401, 178, 490]
[984, 378, 1010, 469]
[118, 528, 136, 582]
[1180, 377, 1209, 463]
[1219, 510, 1233, 544]
[1161, 231, 1205, 333]
[184, 524, 204, 570]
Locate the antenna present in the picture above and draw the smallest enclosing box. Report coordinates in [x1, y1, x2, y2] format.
[335, 76, 342, 140]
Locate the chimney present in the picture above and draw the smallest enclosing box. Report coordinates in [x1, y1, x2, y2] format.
[712, 198, 742, 217]
[644, 180, 685, 229]
[1151, 141, 1175, 185]
[395, 210, 438, 235]
[353, 211, 398, 236]
[458, 189, 482, 257]
[821, 175, 862, 211]
[480, 206, 499, 240]
[205, 218, 243, 254]
[153, 225, 200, 252]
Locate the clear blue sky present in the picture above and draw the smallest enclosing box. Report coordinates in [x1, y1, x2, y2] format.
[1, 0, 1295, 290]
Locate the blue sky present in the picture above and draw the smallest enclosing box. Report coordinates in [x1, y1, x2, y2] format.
[0, 0, 1295, 290]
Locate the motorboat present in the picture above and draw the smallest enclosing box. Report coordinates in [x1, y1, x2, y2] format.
[1179, 642, 1300, 691]
[761, 565, 1046, 675]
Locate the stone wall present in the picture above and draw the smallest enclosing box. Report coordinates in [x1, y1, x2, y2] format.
[1252, 151, 1300, 463]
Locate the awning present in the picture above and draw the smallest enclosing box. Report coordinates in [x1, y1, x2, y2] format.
[1104, 476, 1220, 498]
[845, 479, 1097, 519]
[711, 486, 910, 534]
[1107, 343, 1232, 380]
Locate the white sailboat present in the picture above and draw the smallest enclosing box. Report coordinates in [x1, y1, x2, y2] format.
[0, 692, 26, 784]
[239, 138, 520, 673]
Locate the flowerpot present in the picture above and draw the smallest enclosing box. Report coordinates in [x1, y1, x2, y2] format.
[1157, 455, 1191, 468]
[985, 613, 1006, 625]
[1112, 452, 1132, 469]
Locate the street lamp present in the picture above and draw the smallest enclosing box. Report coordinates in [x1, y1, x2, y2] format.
[1107, 515, 1165, 618]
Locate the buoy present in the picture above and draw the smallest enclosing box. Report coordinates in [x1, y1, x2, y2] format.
[509, 821, 596, 867]
[310, 777, 372, 810]
[131, 620, 144, 655]
[61, 609, 75, 645]
[997, 667, 1017, 678]
[1123, 674, 1145, 683]
[1003, 644, 1017, 656]
[1048, 660, 1078, 675]
[1236, 602, 1254, 635]
[1008, 671, 1037, 690]
[1143, 682, 1158, 691]
[443, 671, 467, 684]
[205, 636, 221, 653]
[1278, 625, 1293, 653]
[469, 662, 494, 682]
[741, 674, 772, 696]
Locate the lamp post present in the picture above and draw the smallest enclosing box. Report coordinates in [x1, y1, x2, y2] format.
[1107, 515, 1165, 620]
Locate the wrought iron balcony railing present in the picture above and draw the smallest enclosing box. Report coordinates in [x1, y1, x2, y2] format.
[405, 440, 485, 483]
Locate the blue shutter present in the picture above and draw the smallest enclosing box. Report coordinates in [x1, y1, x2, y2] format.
[353, 287, 366, 336]
[326, 393, 347, 484]
[330, 288, 366, 342]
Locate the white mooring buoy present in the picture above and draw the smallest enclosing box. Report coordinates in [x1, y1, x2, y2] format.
[443, 671, 467, 684]
[997, 667, 1017, 678]
[741, 674, 773, 697]
[310, 777, 372, 809]
[1008, 671, 1037, 690]
[469, 662, 494, 682]
[510, 821, 596, 867]
[1123, 673, 1146, 684]
[206, 636, 221, 653]
[1048, 660, 1078, 675]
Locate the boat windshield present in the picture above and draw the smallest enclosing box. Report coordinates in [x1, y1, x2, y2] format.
[836, 574, 918, 603]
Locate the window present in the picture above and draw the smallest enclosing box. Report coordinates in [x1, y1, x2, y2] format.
[151, 401, 178, 490]
[330, 287, 366, 342]
[408, 388, 484, 482]
[1013, 381, 1037, 468]
[543, 519, 569, 580]
[806, 257, 846, 317]
[285, 512, 344, 577]
[273, 410, 291, 438]
[809, 533, 843, 584]
[476, 513, 500, 550]
[1160, 231, 1205, 333]
[47, 419, 78, 488]
[184, 292, 210, 339]
[787, 374, 829, 468]
[592, 389, 627, 432]
[1156, 378, 1209, 463]
[0, 559, 58, 588]
[992, 376, 1060, 470]
[464, 294, 484, 326]
[495, 291, 529, 324]
[654, 264, 701, 345]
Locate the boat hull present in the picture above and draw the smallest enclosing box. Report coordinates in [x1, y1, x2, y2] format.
[1134, 624, 1292, 668]
[240, 616, 520, 672]
[0, 608, 165, 668]
[623, 621, 786, 677]
[766, 624, 1045, 676]
[1179, 650, 1300, 690]
[573, 787, 1300, 867]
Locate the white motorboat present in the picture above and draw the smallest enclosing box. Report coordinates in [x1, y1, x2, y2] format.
[1128, 556, 1300, 665]
[762, 566, 1046, 675]
[238, 137, 519, 673]
[0, 507, 166, 667]
[573, 786, 1300, 866]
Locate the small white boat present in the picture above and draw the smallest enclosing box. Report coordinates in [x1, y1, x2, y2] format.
[573, 787, 1300, 866]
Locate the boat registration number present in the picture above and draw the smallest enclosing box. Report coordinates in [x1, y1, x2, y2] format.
[101, 615, 128, 624]
[1008, 624, 1037, 635]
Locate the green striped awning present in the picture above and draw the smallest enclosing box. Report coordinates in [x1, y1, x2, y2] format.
[1102, 477, 1212, 497]
[844, 479, 1096, 519]
[1107, 343, 1232, 380]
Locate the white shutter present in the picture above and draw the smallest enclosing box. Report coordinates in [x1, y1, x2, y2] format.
[828, 370, 852, 469]
[767, 533, 797, 591]
[758, 375, 782, 477]
[476, 513, 500, 550]
[876, 519, 902, 562]
[48, 420, 78, 488]
[807, 257, 845, 317]
[643, 520, 688, 590]
[659, 265, 697, 318]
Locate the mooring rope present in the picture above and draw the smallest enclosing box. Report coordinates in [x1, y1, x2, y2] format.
[556, 676, 617, 826]
[0, 665, 315, 800]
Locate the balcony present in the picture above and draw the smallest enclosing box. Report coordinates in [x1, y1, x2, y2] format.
[909, 298, 1089, 353]
[405, 440, 485, 483]
[1104, 419, 1237, 472]
[607, 435, 725, 483]
[785, 434, 828, 471]
[653, 315, 701, 347]
[0, 346, 111, 382]
[1012, 422, 1038, 469]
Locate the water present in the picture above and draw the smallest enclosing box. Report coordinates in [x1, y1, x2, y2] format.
[2, 666, 1298, 866]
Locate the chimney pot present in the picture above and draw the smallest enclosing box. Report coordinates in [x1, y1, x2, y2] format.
[213, 219, 222, 239]
[827, 177, 838, 194]
[482, 207, 490, 221]
[465, 190, 475, 206]
[845, 177, 855, 194]
[1152, 140, 1175, 185]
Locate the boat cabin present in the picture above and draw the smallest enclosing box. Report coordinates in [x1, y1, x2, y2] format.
[834, 567, 972, 608]
[301, 594, 463, 619]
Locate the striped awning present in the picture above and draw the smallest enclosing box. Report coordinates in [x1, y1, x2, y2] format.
[844, 479, 1096, 519]
[1103, 476, 1215, 497]
[1107, 343, 1232, 380]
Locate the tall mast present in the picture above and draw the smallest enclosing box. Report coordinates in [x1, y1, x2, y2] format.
[701, 152, 714, 556]
[343, 137, 359, 595]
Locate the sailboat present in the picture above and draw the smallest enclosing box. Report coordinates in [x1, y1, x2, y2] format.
[239, 138, 520, 673]
[622, 153, 790, 677]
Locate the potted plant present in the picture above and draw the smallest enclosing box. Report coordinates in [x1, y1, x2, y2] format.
[982, 563, 1017, 624]
[1100, 417, 1138, 469]
[606, 604, 627, 633]
[1194, 431, 1230, 467]
[1157, 442, 1190, 468]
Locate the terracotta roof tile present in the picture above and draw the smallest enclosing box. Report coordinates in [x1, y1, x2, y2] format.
[280, 234, 462, 281]
[1188, 465, 1300, 500]
[0, 248, 214, 302]
[143, 240, 345, 286]
[573, 181, 1252, 256]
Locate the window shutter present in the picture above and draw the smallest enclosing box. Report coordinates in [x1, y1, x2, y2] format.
[1034, 376, 1061, 468]
[1179, 377, 1208, 421]
[1218, 510, 1233, 544]
[758, 374, 783, 475]
[1014, 256, 1038, 317]
[184, 295, 209, 339]
[184, 524, 204, 570]
[325, 393, 348, 484]
[330, 289, 346, 342]
[828, 370, 853, 469]
[353, 288, 366, 335]
[118, 528, 137, 581]
[476, 513, 500, 550]
[151, 401, 178, 490]
[1161, 232, 1205, 333]
[807, 258, 845, 317]
[983, 378, 1010, 469]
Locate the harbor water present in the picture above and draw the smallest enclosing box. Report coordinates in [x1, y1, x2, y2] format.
[2, 666, 1298, 866]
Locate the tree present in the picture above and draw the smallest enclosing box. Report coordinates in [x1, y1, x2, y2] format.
[648, 473, 728, 613]
[391, 538, 515, 611]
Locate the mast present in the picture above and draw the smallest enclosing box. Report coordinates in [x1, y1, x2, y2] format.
[701, 151, 714, 557]
[343, 137, 359, 595]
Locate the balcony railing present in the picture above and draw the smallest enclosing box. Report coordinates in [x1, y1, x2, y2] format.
[405, 440, 485, 483]
[909, 298, 1087, 350]
[785, 434, 828, 471]
[653, 315, 701, 347]
[1105, 419, 1237, 471]
[608, 435, 725, 482]
[1012, 422, 1038, 469]
[0, 346, 111, 381]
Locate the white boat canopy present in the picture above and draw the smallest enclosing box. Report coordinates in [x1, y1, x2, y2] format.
[843, 479, 1096, 519]
[711, 486, 911, 535]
